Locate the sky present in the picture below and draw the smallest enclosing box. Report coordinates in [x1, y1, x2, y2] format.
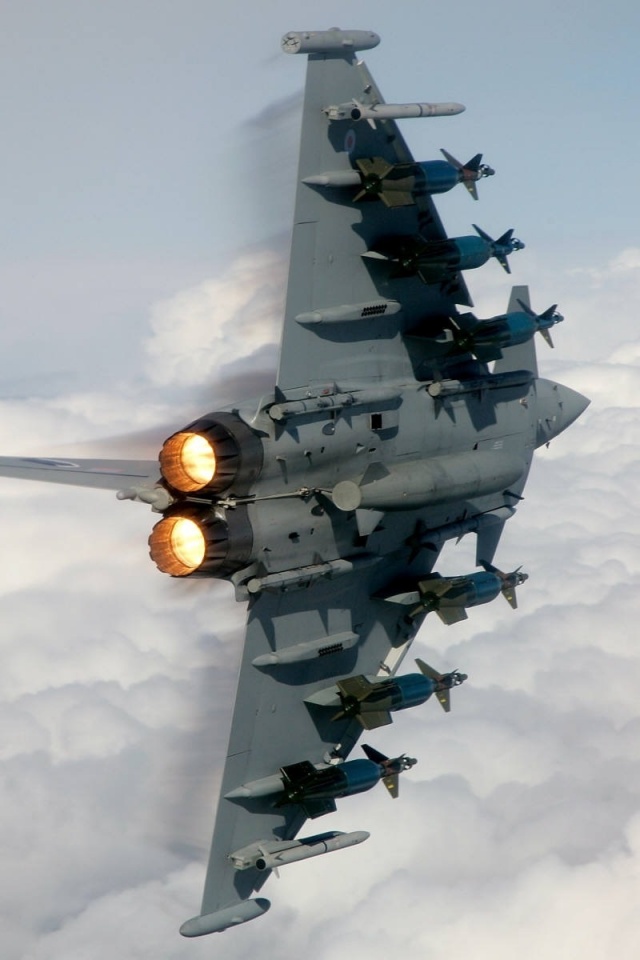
[1, 2, 640, 958]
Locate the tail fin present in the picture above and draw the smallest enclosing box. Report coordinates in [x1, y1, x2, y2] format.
[416, 659, 452, 711]
[479, 560, 528, 609]
[516, 298, 562, 349]
[361, 743, 388, 765]
[415, 659, 468, 712]
[362, 744, 417, 799]
[440, 149, 495, 200]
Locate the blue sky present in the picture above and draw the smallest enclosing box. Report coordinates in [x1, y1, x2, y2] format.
[2, 4, 640, 958]
[1, 1, 639, 393]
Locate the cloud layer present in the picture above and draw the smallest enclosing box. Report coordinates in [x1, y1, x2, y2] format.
[2, 245, 640, 960]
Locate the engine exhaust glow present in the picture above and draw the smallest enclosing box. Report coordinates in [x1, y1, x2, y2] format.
[149, 516, 206, 576]
[159, 432, 216, 493]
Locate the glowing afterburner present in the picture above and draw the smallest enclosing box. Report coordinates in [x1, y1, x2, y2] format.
[149, 515, 207, 576]
[158, 412, 263, 497]
[159, 432, 217, 493]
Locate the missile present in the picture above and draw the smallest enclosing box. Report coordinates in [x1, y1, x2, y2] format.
[269, 384, 400, 422]
[304, 152, 493, 208]
[227, 747, 417, 817]
[383, 562, 528, 625]
[229, 830, 370, 871]
[363, 225, 524, 285]
[427, 369, 533, 399]
[305, 660, 467, 729]
[324, 100, 465, 121]
[439, 149, 495, 200]
[450, 300, 564, 363]
[278, 746, 417, 816]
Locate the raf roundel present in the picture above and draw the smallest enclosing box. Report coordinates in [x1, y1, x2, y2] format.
[344, 128, 357, 153]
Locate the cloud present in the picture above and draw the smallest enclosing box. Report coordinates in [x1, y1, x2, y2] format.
[143, 248, 285, 391]
[3, 240, 640, 960]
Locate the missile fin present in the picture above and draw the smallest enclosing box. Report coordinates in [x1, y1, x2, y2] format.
[503, 586, 518, 609]
[436, 688, 451, 712]
[415, 658, 444, 682]
[361, 743, 389, 765]
[472, 223, 493, 243]
[416, 575, 450, 597]
[436, 606, 468, 625]
[359, 709, 393, 730]
[496, 227, 515, 246]
[464, 153, 483, 173]
[451, 311, 479, 333]
[440, 147, 464, 170]
[337, 675, 375, 701]
[301, 798, 338, 819]
[382, 773, 400, 798]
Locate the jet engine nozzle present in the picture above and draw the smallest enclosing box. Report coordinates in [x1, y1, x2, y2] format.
[158, 412, 263, 496]
[148, 503, 252, 578]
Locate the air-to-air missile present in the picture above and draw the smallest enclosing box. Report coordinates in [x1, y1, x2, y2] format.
[450, 298, 564, 362]
[225, 744, 417, 818]
[363, 224, 524, 285]
[229, 829, 371, 872]
[323, 99, 465, 121]
[383, 560, 528, 625]
[305, 659, 467, 729]
[304, 149, 494, 207]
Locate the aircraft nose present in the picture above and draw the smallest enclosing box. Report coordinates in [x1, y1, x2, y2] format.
[535, 378, 590, 447]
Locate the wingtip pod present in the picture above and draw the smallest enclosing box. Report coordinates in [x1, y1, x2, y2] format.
[281, 29, 380, 56]
[180, 898, 271, 937]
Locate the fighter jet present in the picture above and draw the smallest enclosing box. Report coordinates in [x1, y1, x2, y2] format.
[0, 28, 589, 936]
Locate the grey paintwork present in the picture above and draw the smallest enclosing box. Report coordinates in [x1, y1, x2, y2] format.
[0, 28, 590, 936]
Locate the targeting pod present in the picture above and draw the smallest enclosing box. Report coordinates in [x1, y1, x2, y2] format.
[158, 411, 262, 497]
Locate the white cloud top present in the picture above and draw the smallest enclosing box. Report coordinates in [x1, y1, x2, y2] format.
[3, 241, 640, 958]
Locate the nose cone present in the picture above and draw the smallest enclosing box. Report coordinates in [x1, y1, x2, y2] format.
[535, 378, 590, 447]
